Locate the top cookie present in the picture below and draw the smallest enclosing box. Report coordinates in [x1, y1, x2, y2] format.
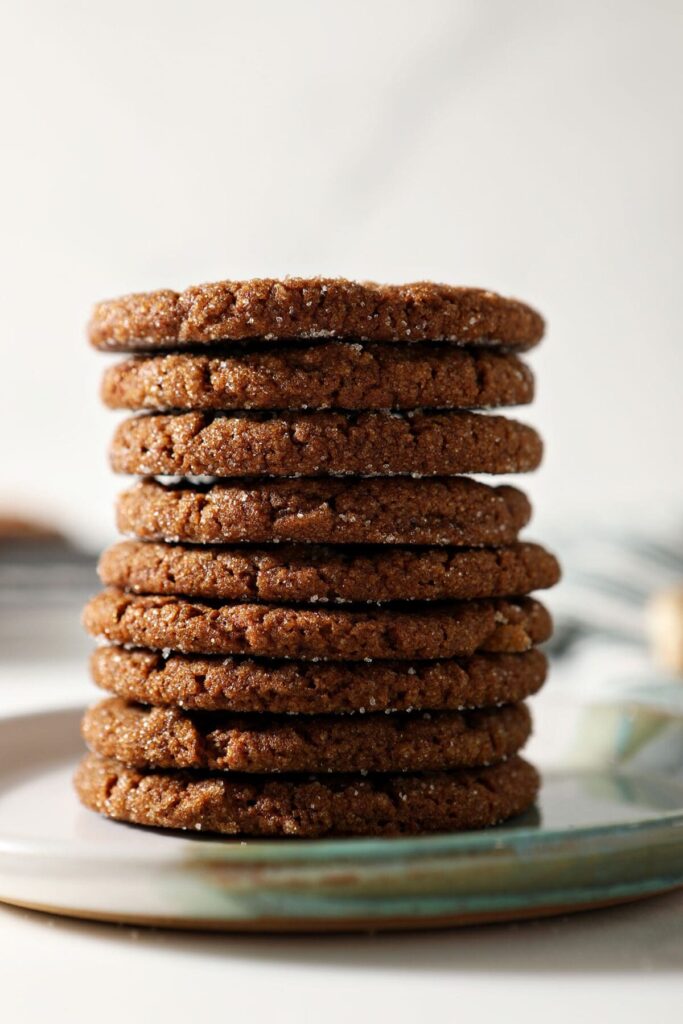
[88, 278, 544, 352]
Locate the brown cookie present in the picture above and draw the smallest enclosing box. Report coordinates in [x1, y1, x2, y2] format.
[74, 752, 539, 836]
[82, 697, 531, 774]
[110, 410, 542, 478]
[90, 647, 547, 713]
[116, 477, 532, 547]
[101, 345, 535, 412]
[83, 589, 552, 660]
[88, 278, 544, 352]
[99, 540, 560, 604]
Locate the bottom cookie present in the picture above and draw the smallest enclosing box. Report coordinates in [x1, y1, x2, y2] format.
[74, 753, 539, 837]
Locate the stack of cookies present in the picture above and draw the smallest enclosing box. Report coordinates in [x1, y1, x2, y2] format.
[76, 278, 559, 837]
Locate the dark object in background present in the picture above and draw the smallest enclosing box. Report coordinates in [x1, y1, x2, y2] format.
[0, 513, 96, 660]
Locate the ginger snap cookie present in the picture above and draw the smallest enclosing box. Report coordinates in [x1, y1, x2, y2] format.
[90, 647, 547, 714]
[99, 539, 560, 604]
[82, 697, 531, 774]
[101, 345, 535, 412]
[89, 278, 544, 352]
[116, 477, 532, 547]
[110, 410, 542, 478]
[75, 752, 540, 836]
[83, 589, 552, 660]
[79, 276, 554, 840]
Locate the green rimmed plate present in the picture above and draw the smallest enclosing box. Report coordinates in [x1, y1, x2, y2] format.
[0, 702, 682, 931]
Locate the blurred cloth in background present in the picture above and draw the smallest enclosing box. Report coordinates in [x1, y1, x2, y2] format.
[0, 515, 94, 711]
[0, 516, 95, 662]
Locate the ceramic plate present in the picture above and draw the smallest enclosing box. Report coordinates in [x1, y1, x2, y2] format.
[1, 702, 683, 932]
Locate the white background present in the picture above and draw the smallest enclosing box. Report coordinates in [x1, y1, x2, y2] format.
[0, 0, 682, 547]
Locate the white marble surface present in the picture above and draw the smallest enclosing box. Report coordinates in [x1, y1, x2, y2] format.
[2, 886, 683, 1024]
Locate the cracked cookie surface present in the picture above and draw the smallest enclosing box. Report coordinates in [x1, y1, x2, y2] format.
[89, 278, 544, 351]
[111, 410, 543, 478]
[116, 477, 532, 546]
[75, 752, 539, 836]
[90, 647, 547, 713]
[99, 539, 559, 603]
[82, 697, 531, 773]
[101, 344, 534, 411]
[83, 589, 552, 660]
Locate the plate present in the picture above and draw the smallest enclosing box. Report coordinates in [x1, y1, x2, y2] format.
[1, 703, 683, 932]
